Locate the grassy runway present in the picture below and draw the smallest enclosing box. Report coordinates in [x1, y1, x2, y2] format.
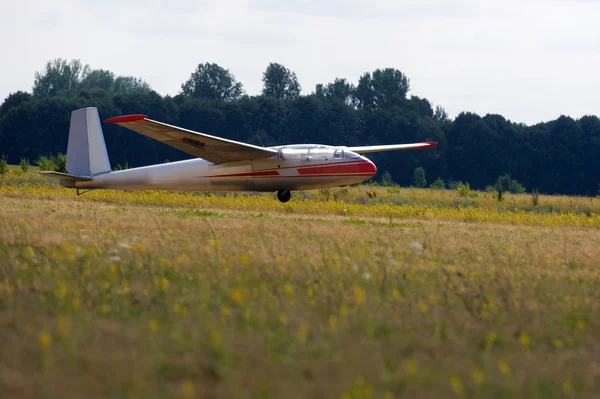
[1, 174, 599, 398]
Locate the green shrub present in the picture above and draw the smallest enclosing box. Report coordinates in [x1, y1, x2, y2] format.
[381, 171, 394, 187]
[430, 177, 445, 189]
[531, 190, 540, 207]
[0, 156, 8, 175]
[495, 174, 526, 194]
[55, 153, 67, 173]
[19, 158, 30, 172]
[456, 182, 477, 198]
[509, 180, 526, 194]
[35, 154, 67, 172]
[496, 188, 504, 202]
[413, 167, 426, 188]
[35, 155, 56, 171]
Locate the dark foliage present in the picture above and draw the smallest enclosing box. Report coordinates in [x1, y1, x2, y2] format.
[0, 59, 598, 195]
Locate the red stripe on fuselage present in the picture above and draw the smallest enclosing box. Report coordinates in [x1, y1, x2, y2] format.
[246, 174, 374, 178]
[201, 160, 376, 179]
[208, 170, 280, 178]
[297, 161, 375, 176]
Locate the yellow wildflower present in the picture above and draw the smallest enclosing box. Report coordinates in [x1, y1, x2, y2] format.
[497, 360, 511, 376]
[471, 367, 484, 384]
[39, 331, 52, 351]
[180, 380, 195, 398]
[449, 376, 464, 395]
[353, 285, 366, 305]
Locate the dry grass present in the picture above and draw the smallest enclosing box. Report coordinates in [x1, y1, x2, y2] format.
[0, 174, 600, 398]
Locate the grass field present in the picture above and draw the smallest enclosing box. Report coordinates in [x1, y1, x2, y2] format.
[1, 171, 599, 398]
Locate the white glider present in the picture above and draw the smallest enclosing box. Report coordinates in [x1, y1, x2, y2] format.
[41, 107, 437, 202]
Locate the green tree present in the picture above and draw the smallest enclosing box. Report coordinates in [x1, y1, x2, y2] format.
[355, 68, 410, 110]
[0, 91, 32, 120]
[433, 105, 448, 123]
[80, 69, 116, 91]
[315, 78, 355, 105]
[113, 76, 152, 94]
[262, 63, 301, 100]
[181, 63, 243, 101]
[413, 167, 426, 188]
[33, 58, 90, 97]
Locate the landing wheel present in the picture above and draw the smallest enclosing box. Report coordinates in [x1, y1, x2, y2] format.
[277, 190, 291, 203]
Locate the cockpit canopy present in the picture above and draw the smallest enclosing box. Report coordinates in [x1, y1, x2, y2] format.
[270, 144, 360, 161]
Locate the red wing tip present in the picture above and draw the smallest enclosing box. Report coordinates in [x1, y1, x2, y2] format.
[103, 114, 147, 124]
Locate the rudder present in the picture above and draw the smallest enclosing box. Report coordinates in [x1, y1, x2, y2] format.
[66, 107, 111, 177]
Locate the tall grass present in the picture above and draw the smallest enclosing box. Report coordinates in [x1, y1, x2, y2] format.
[0, 174, 598, 227]
[0, 193, 599, 398]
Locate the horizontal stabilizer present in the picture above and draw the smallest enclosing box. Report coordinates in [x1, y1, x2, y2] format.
[347, 142, 437, 153]
[38, 171, 93, 181]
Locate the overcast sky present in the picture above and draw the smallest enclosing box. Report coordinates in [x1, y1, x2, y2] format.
[1, 0, 599, 125]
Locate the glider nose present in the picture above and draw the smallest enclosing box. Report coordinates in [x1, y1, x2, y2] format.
[365, 159, 377, 176]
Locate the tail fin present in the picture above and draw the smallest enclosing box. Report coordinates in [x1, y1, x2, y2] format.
[65, 107, 111, 177]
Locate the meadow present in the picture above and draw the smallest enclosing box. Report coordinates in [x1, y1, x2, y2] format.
[1, 170, 599, 398]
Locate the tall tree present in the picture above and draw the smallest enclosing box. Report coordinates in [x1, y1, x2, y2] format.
[262, 63, 301, 100]
[33, 58, 90, 97]
[433, 105, 449, 123]
[80, 69, 116, 91]
[113, 76, 152, 94]
[315, 78, 355, 105]
[355, 68, 410, 110]
[180, 63, 243, 101]
[0, 91, 32, 120]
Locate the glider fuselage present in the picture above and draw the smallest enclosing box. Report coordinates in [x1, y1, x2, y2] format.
[64, 145, 377, 192]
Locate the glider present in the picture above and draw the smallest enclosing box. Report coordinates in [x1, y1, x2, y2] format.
[41, 107, 437, 202]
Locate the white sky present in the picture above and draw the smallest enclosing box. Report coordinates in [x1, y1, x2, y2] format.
[1, 0, 599, 125]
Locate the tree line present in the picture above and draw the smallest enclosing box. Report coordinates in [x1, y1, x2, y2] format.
[0, 58, 598, 196]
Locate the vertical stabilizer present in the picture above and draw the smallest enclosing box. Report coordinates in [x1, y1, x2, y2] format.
[66, 107, 111, 177]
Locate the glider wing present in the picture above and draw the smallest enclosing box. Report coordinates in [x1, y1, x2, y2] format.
[346, 142, 437, 153]
[104, 114, 278, 164]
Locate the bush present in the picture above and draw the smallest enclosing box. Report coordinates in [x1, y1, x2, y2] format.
[531, 190, 540, 207]
[0, 156, 8, 175]
[509, 180, 526, 194]
[456, 182, 477, 198]
[495, 174, 526, 194]
[35, 154, 67, 172]
[55, 153, 67, 173]
[496, 188, 504, 202]
[35, 155, 56, 171]
[19, 158, 30, 172]
[430, 177, 445, 189]
[413, 167, 426, 188]
[381, 171, 394, 187]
